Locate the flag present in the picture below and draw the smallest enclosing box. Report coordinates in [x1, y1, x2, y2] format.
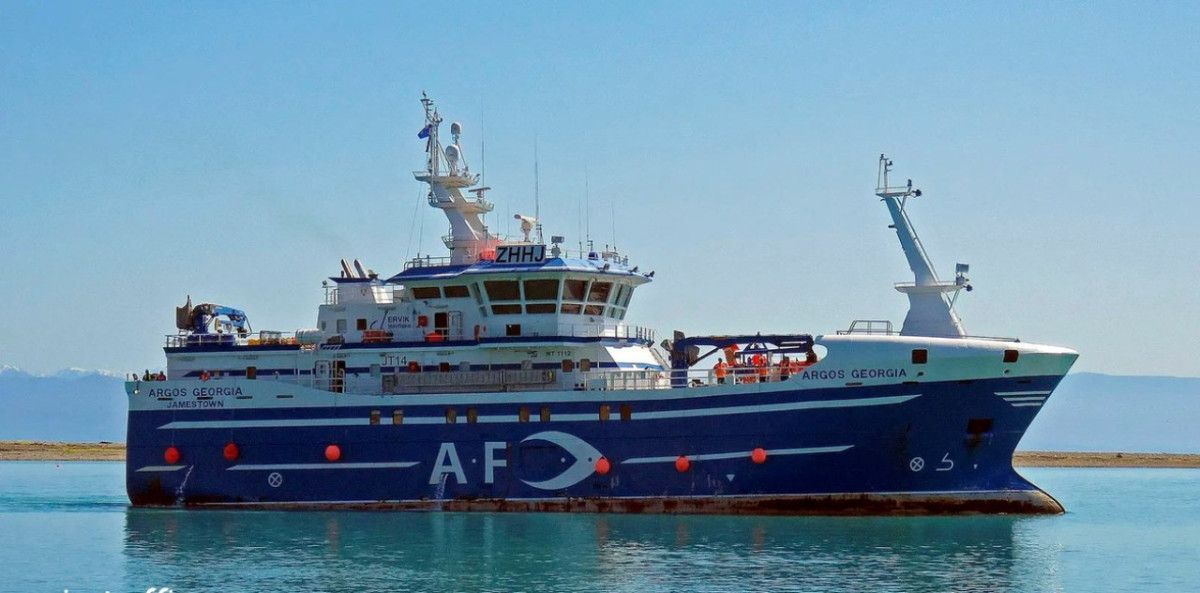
[417, 124, 431, 139]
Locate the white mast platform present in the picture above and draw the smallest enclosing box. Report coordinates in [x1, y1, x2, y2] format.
[413, 93, 501, 265]
[875, 154, 970, 338]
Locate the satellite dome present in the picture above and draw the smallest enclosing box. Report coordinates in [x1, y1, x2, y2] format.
[450, 122, 463, 136]
[445, 144, 460, 162]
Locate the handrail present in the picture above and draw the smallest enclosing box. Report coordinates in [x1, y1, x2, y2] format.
[837, 320, 895, 335]
[403, 247, 634, 270]
[165, 322, 656, 349]
[553, 323, 656, 342]
[165, 330, 302, 348]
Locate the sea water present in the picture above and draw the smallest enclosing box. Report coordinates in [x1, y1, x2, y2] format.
[0, 462, 1195, 593]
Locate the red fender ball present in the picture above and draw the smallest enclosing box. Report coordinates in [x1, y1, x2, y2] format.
[325, 444, 342, 462]
[751, 447, 768, 464]
[675, 455, 690, 472]
[223, 442, 240, 461]
[163, 446, 181, 465]
[595, 457, 611, 475]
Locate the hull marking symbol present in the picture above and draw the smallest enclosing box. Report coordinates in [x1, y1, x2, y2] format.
[267, 472, 283, 488]
[936, 453, 954, 472]
[909, 457, 925, 472]
[519, 431, 604, 491]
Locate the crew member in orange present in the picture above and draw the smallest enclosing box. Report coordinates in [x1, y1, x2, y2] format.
[779, 356, 791, 381]
[714, 359, 728, 384]
[751, 352, 768, 382]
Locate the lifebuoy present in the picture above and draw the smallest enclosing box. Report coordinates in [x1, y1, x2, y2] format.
[407, 361, 420, 373]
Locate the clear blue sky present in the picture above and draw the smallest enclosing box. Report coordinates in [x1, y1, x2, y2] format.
[2, 1, 1197, 377]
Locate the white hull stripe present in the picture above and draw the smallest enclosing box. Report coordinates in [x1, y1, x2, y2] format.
[1011, 402, 1045, 408]
[135, 465, 187, 472]
[157, 394, 921, 431]
[623, 445, 853, 465]
[227, 462, 419, 471]
[994, 390, 1052, 396]
[1001, 396, 1048, 402]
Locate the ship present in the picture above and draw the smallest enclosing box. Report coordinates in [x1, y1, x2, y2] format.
[124, 95, 1078, 514]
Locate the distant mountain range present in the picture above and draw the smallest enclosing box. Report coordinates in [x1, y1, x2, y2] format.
[0, 367, 1196, 452]
[1, 366, 128, 442]
[1019, 372, 1199, 453]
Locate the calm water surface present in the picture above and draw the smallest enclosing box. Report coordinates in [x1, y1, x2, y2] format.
[0, 462, 1195, 592]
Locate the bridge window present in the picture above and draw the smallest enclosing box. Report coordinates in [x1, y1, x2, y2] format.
[526, 303, 556, 314]
[560, 303, 582, 315]
[412, 286, 441, 299]
[588, 281, 613, 303]
[563, 279, 587, 301]
[492, 304, 522, 315]
[620, 287, 634, 307]
[443, 285, 470, 298]
[484, 280, 520, 301]
[584, 305, 604, 316]
[523, 279, 560, 300]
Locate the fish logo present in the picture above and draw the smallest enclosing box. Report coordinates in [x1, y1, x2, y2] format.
[519, 431, 604, 491]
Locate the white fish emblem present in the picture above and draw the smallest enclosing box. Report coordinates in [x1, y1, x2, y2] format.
[519, 431, 604, 491]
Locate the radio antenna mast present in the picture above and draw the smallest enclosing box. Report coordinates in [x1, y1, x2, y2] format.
[533, 136, 543, 243]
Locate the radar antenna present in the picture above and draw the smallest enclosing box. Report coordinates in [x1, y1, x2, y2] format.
[412, 94, 500, 265]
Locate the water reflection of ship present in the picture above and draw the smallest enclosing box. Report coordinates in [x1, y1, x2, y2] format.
[123, 510, 1059, 591]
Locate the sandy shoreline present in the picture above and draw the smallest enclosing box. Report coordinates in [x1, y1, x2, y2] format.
[1013, 451, 1200, 468]
[0, 441, 126, 461]
[1, 441, 1197, 467]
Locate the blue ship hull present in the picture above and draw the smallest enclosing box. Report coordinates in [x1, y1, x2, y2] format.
[125, 374, 1065, 514]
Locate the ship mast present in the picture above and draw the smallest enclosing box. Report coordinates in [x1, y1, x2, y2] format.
[876, 154, 970, 337]
[413, 93, 500, 265]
